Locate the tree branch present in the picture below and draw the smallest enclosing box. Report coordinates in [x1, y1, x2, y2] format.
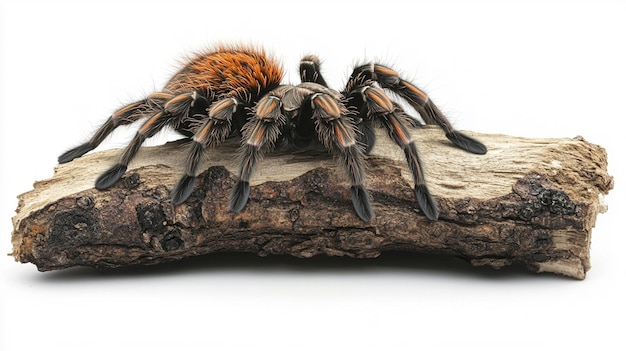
[11, 127, 613, 279]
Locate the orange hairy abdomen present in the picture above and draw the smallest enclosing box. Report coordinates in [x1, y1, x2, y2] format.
[165, 45, 284, 101]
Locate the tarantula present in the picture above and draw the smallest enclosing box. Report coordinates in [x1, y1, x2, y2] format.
[59, 44, 487, 221]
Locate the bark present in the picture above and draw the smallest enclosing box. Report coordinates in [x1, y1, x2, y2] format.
[11, 127, 613, 279]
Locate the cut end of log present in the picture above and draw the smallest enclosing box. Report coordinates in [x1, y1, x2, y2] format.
[11, 128, 613, 279]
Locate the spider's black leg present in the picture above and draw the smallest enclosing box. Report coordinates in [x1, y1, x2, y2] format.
[94, 93, 178, 190]
[230, 94, 286, 213]
[282, 83, 373, 221]
[308, 91, 372, 222]
[171, 97, 242, 205]
[344, 88, 377, 155]
[299, 55, 328, 87]
[57, 94, 169, 163]
[351, 64, 487, 155]
[358, 86, 439, 220]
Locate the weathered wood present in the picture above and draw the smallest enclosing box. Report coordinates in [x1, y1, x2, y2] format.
[11, 127, 613, 279]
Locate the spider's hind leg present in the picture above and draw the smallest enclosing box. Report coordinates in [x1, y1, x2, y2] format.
[95, 92, 196, 190]
[58, 99, 149, 163]
[356, 85, 439, 220]
[351, 63, 487, 155]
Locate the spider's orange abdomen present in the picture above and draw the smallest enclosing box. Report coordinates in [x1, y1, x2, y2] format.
[165, 45, 284, 101]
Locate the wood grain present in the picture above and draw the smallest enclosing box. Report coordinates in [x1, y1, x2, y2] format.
[11, 127, 613, 279]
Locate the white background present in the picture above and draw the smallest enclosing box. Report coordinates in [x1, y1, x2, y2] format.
[1, 1, 623, 350]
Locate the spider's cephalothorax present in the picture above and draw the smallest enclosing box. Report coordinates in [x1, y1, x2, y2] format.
[59, 45, 487, 222]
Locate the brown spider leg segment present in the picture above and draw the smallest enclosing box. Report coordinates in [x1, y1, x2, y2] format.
[310, 92, 372, 221]
[58, 99, 150, 163]
[171, 97, 242, 205]
[350, 63, 487, 155]
[299, 55, 328, 86]
[94, 92, 198, 190]
[359, 85, 439, 220]
[230, 93, 287, 213]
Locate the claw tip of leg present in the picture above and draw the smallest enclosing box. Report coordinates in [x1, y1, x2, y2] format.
[229, 181, 251, 213]
[58, 144, 95, 164]
[446, 131, 487, 155]
[414, 184, 439, 221]
[171, 175, 197, 205]
[95, 164, 128, 190]
[350, 186, 374, 222]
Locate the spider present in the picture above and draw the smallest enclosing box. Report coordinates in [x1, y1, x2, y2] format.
[58, 44, 487, 222]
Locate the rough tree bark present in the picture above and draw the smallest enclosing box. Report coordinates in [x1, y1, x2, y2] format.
[11, 127, 613, 279]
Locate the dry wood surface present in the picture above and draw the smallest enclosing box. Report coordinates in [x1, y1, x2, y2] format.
[11, 127, 613, 279]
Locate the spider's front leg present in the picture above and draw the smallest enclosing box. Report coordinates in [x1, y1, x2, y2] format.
[307, 91, 373, 221]
[229, 94, 287, 213]
[58, 95, 165, 164]
[94, 93, 177, 189]
[171, 97, 242, 205]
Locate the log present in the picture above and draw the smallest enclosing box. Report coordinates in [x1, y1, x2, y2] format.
[11, 127, 613, 279]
